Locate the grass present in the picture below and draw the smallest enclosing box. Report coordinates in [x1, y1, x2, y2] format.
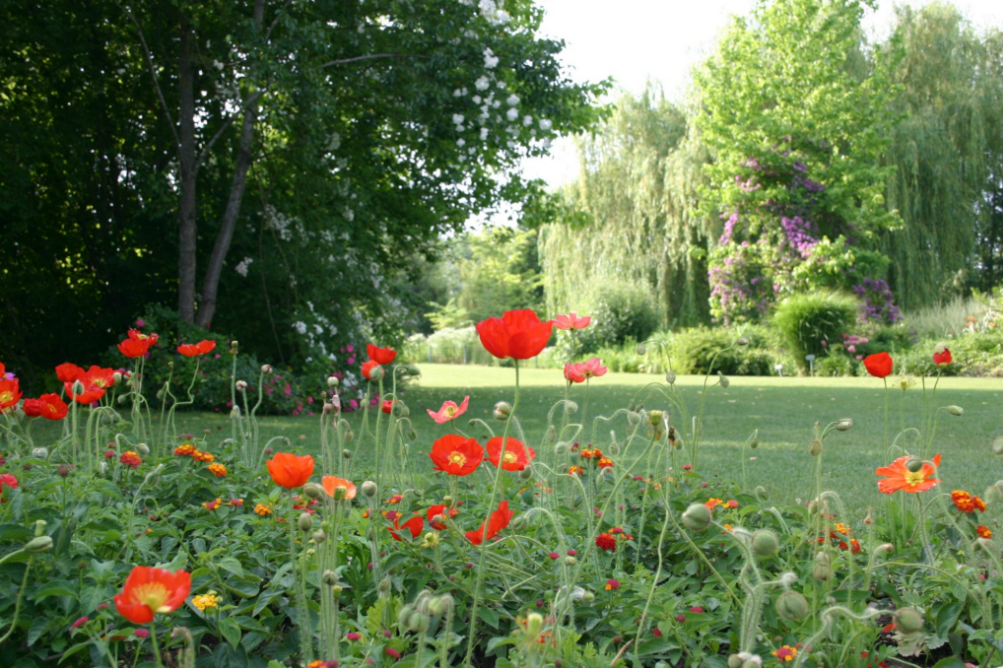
[58, 363, 1002, 519]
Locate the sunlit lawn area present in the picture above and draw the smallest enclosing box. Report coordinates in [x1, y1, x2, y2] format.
[149, 364, 1003, 518]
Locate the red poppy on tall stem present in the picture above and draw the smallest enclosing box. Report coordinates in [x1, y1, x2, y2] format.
[466, 500, 513, 545]
[933, 346, 953, 366]
[64, 379, 106, 405]
[863, 352, 893, 378]
[476, 310, 554, 360]
[361, 360, 382, 381]
[83, 365, 116, 390]
[113, 566, 191, 624]
[367, 344, 397, 366]
[486, 436, 535, 471]
[118, 330, 159, 358]
[381, 399, 394, 414]
[266, 452, 315, 488]
[178, 340, 217, 357]
[0, 378, 23, 412]
[429, 434, 484, 476]
[23, 394, 68, 421]
[55, 363, 85, 383]
[388, 515, 423, 541]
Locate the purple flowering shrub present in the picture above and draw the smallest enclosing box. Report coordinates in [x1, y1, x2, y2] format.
[853, 277, 900, 324]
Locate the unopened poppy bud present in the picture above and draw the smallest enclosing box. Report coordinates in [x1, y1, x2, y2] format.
[362, 481, 377, 497]
[304, 482, 323, 499]
[493, 401, 512, 421]
[754, 486, 767, 499]
[718, 373, 730, 389]
[895, 608, 924, 633]
[343, 425, 354, 442]
[407, 428, 418, 440]
[905, 457, 923, 473]
[547, 425, 557, 443]
[112, 371, 123, 384]
[752, 529, 779, 557]
[230, 340, 239, 354]
[398, 604, 415, 629]
[812, 562, 833, 582]
[230, 405, 241, 419]
[807, 439, 823, 457]
[682, 503, 712, 531]
[327, 375, 340, 388]
[627, 411, 641, 425]
[564, 556, 577, 566]
[24, 536, 53, 553]
[322, 570, 337, 586]
[236, 380, 248, 391]
[728, 655, 743, 668]
[323, 402, 335, 415]
[518, 468, 533, 481]
[31, 447, 48, 459]
[443, 495, 454, 508]
[407, 364, 421, 376]
[864, 508, 874, 525]
[343, 449, 351, 459]
[984, 484, 1003, 506]
[368, 365, 385, 382]
[156, 389, 166, 401]
[298, 513, 314, 531]
[427, 596, 446, 617]
[393, 401, 408, 417]
[135, 442, 150, 456]
[992, 437, 1003, 455]
[749, 432, 759, 449]
[835, 418, 853, 431]
[564, 400, 578, 415]
[409, 612, 429, 633]
[313, 530, 327, 544]
[666, 370, 677, 384]
[946, 405, 964, 416]
[775, 591, 809, 621]
[378, 576, 392, 594]
[72, 380, 84, 395]
[636, 344, 647, 355]
[736, 336, 750, 347]
[261, 364, 272, 374]
[510, 514, 529, 531]
[554, 441, 569, 455]
[875, 543, 894, 556]
[582, 591, 595, 603]
[171, 627, 192, 641]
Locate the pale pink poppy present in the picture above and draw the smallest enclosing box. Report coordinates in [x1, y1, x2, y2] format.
[554, 312, 591, 330]
[563, 362, 586, 384]
[427, 396, 470, 424]
[578, 357, 607, 379]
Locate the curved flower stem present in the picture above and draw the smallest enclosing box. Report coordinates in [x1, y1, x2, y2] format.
[0, 554, 32, 644]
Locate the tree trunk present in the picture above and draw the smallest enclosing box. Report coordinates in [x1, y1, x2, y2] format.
[194, 0, 265, 329]
[177, 12, 198, 323]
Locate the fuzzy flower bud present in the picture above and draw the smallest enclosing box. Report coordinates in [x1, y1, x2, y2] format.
[298, 513, 314, 531]
[775, 591, 809, 621]
[946, 405, 964, 416]
[261, 364, 272, 374]
[665, 370, 676, 384]
[31, 447, 49, 459]
[895, 608, 924, 633]
[754, 486, 767, 499]
[984, 484, 1003, 507]
[135, 442, 150, 456]
[874, 543, 894, 556]
[807, 439, 823, 457]
[342, 449, 352, 459]
[835, 418, 853, 431]
[303, 482, 323, 499]
[751, 529, 779, 557]
[627, 411, 641, 425]
[25, 536, 54, 554]
[327, 375, 340, 388]
[368, 365, 385, 382]
[636, 344, 647, 356]
[564, 400, 578, 415]
[236, 380, 247, 391]
[313, 530, 327, 544]
[322, 570, 338, 586]
[718, 373, 730, 389]
[736, 336, 750, 347]
[493, 401, 512, 421]
[361, 480, 377, 497]
[905, 456, 924, 473]
[547, 425, 557, 443]
[407, 364, 421, 376]
[682, 503, 712, 531]
[230, 405, 241, 419]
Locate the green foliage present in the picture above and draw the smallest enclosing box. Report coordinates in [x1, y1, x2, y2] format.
[588, 283, 661, 348]
[668, 326, 784, 376]
[456, 227, 545, 326]
[774, 292, 859, 371]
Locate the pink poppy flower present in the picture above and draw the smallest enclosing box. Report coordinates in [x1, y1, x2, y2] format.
[578, 357, 607, 379]
[427, 396, 470, 424]
[563, 363, 586, 384]
[554, 312, 591, 330]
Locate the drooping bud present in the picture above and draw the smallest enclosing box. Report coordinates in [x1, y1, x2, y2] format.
[718, 373, 730, 389]
[874, 543, 894, 556]
[322, 570, 338, 586]
[751, 530, 779, 557]
[754, 486, 767, 499]
[31, 447, 49, 459]
[946, 405, 964, 417]
[298, 513, 314, 531]
[835, 418, 853, 431]
[313, 530, 327, 544]
[230, 405, 241, 419]
[327, 376, 340, 388]
[304, 482, 323, 499]
[894, 608, 924, 634]
[682, 503, 712, 531]
[493, 401, 512, 421]
[261, 364, 273, 374]
[407, 364, 421, 376]
[807, 439, 823, 457]
[518, 468, 533, 481]
[736, 336, 750, 347]
[343, 424, 354, 442]
[627, 411, 641, 425]
[728, 655, 744, 668]
[564, 400, 578, 415]
[362, 481, 377, 497]
[135, 442, 150, 456]
[24, 536, 54, 554]
[775, 591, 809, 621]
[636, 344, 647, 355]
[547, 425, 557, 443]
[408, 612, 430, 633]
[812, 552, 833, 582]
[398, 604, 415, 630]
[905, 457, 923, 473]
[368, 365, 385, 382]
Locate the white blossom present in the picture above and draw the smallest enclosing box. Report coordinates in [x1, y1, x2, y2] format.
[452, 113, 465, 125]
[494, 9, 510, 24]
[506, 107, 519, 121]
[480, 127, 489, 140]
[506, 94, 520, 106]
[457, 138, 466, 148]
[453, 87, 467, 97]
[293, 321, 307, 334]
[473, 95, 482, 104]
[523, 115, 533, 126]
[492, 99, 501, 108]
[539, 119, 553, 131]
[483, 47, 498, 69]
[474, 76, 491, 91]
[496, 80, 507, 89]
[235, 257, 254, 277]
[326, 133, 341, 151]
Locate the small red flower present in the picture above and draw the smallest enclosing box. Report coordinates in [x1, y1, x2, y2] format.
[177, 340, 217, 357]
[596, 533, 617, 552]
[476, 309, 554, 360]
[563, 363, 586, 384]
[429, 434, 484, 476]
[863, 352, 893, 378]
[55, 363, 85, 383]
[120, 451, 143, 469]
[427, 396, 470, 424]
[118, 330, 159, 359]
[0, 378, 23, 412]
[367, 344, 397, 366]
[466, 500, 513, 545]
[977, 525, 992, 539]
[933, 347, 953, 366]
[388, 515, 424, 542]
[605, 578, 620, 591]
[23, 394, 69, 421]
[382, 399, 394, 414]
[486, 436, 535, 471]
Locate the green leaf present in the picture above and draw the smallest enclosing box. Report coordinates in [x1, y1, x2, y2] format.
[936, 601, 964, 638]
[477, 607, 500, 629]
[219, 617, 242, 650]
[31, 583, 78, 601]
[931, 659, 968, 668]
[218, 557, 244, 577]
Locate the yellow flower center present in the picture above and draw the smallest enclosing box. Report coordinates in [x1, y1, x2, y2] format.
[904, 470, 926, 486]
[503, 452, 518, 463]
[443, 406, 456, 417]
[448, 451, 466, 467]
[0, 391, 11, 404]
[93, 378, 108, 388]
[131, 582, 172, 613]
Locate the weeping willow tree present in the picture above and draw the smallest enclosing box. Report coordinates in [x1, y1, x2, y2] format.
[882, 3, 1003, 309]
[538, 87, 713, 328]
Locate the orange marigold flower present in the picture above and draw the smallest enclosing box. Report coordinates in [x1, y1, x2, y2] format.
[597, 457, 614, 469]
[387, 494, 404, 504]
[568, 465, 583, 476]
[174, 444, 196, 457]
[977, 525, 992, 539]
[875, 454, 941, 494]
[207, 463, 228, 478]
[973, 496, 987, 513]
[705, 498, 724, 510]
[772, 646, 798, 662]
[581, 447, 603, 460]
[254, 504, 273, 516]
[228, 498, 244, 507]
[120, 451, 142, 469]
[952, 490, 976, 513]
[596, 533, 617, 552]
[113, 566, 191, 624]
[202, 498, 222, 511]
[833, 522, 850, 535]
[725, 499, 739, 509]
[192, 450, 215, 463]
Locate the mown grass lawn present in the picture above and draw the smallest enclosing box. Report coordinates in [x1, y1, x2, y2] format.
[158, 364, 1003, 520]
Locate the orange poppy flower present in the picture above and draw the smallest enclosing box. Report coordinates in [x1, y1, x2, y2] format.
[476, 310, 554, 360]
[322, 475, 357, 500]
[55, 363, 85, 383]
[361, 360, 381, 381]
[388, 515, 423, 541]
[177, 340, 217, 357]
[0, 378, 23, 412]
[426, 504, 459, 530]
[875, 454, 941, 494]
[113, 566, 191, 624]
[466, 500, 513, 545]
[863, 352, 893, 378]
[366, 344, 397, 366]
[266, 453, 315, 488]
[429, 434, 484, 476]
[486, 436, 535, 471]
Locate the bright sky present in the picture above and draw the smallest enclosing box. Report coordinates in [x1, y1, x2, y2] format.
[521, 0, 1003, 189]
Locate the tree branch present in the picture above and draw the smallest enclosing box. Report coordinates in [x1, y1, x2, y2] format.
[113, 1, 180, 150]
[320, 53, 428, 68]
[264, 0, 294, 41]
[195, 91, 266, 173]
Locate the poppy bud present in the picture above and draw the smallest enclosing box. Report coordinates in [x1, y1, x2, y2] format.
[835, 418, 853, 431]
[751, 530, 779, 557]
[894, 608, 924, 633]
[754, 486, 767, 499]
[564, 556, 577, 566]
[97, 462, 108, 475]
[323, 402, 335, 415]
[368, 365, 385, 382]
[343, 449, 352, 459]
[493, 401, 512, 421]
[627, 412, 641, 425]
[313, 530, 327, 544]
[343, 425, 354, 442]
[807, 439, 823, 457]
[31, 447, 48, 459]
[905, 457, 923, 473]
[298, 513, 314, 531]
[864, 508, 874, 525]
[718, 373, 730, 389]
[393, 401, 409, 418]
[728, 655, 744, 668]
[362, 481, 377, 497]
[236, 380, 247, 391]
[984, 484, 1003, 507]
[636, 344, 647, 355]
[665, 370, 676, 384]
[427, 596, 446, 617]
[135, 442, 150, 456]
[72, 380, 84, 395]
[749, 432, 759, 449]
[378, 576, 392, 594]
[230, 340, 239, 354]
[24, 536, 53, 553]
[682, 503, 712, 531]
[775, 591, 809, 621]
[547, 425, 557, 443]
[582, 591, 595, 603]
[230, 405, 241, 419]
[992, 437, 1003, 455]
[736, 336, 750, 347]
[946, 405, 964, 416]
[875, 543, 894, 556]
[327, 376, 340, 388]
[407, 364, 421, 376]
[261, 364, 272, 374]
[304, 483, 323, 499]
[171, 627, 192, 641]
[322, 570, 338, 586]
[156, 389, 166, 401]
[554, 441, 569, 455]
[408, 612, 429, 633]
[648, 410, 663, 426]
[398, 604, 415, 629]
[564, 400, 578, 415]
[407, 428, 418, 440]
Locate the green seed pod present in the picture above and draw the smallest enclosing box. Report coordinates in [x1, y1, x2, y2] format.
[946, 405, 964, 417]
[736, 336, 750, 347]
[407, 364, 421, 376]
[835, 418, 853, 431]
[303, 483, 323, 499]
[775, 591, 809, 621]
[24, 536, 53, 554]
[564, 401, 578, 415]
[322, 570, 338, 586]
[718, 373, 730, 389]
[751, 530, 779, 557]
[313, 530, 327, 544]
[665, 370, 677, 384]
[807, 439, 823, 457]
[298, 513, 314, 532]
[895, 607, 924, 634]
[361, 480, 377, 497]
[682, 503, 712, 532]
[992, 436, 1003, 455]
[728, 655, 744, 668]
[905, 457, 923, 473]
[327, 376, 340, 388]
[812, 563, 833, 582]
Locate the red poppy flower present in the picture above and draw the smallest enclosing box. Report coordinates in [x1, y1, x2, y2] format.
[476, 310, 554, 360]
[64, 367, 114, 405]
[933, 347, 953, 366]
[361, 360, 381, 381]
[554, 312, 591, 330]
[118, 330, 159, 359]
[486, 436, 535, 471]
[83, 365, 116, 390]
[55, 363, 85, 383]
[266, 452, 315, 488]
[563, 363, 586, 384]
[113, 566, 191, 624]
[22, 398, 43, 417]
[388, 515, 424, 541]
[367, 344, 397, 366]
[427, 396, 470, 424]
[426, 504, 459, 530]
[177, 340, 217, 357]
[429, 434, 484, 476]
[466, 500, 513, 545]
[0, 378, 23, 412]
[875, 454, 941, 494]
[23, 394, 68, 421]
[863, 352, 893, 378]
[382, 399, 394, 414]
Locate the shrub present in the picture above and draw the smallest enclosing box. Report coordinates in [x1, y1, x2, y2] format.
[774, 292, 858, 372]
[589, 283, 660, 348]
[668, 326, 782, 376]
